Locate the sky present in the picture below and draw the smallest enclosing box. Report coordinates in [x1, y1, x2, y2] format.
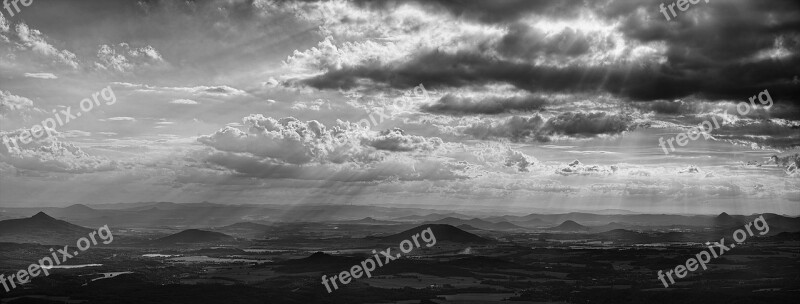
[0, 0, 798, 214]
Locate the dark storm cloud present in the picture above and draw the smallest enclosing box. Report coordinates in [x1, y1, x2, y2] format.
[421, 94, 548, 115]
[296, 0, 800, 118]
[300, 49, 799, 108]
[614, 0, 800, 97]
[300, 49, 775, 101]
[633, 100, 800, 121]
[498, 23, 591, 59]
[547, 112, 634, 135]
[352, 0, 586, 23]
[712, 121, 800, 150]
[463, 112, 636, 142]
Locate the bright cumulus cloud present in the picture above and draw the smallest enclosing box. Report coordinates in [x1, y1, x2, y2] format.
[23, 72, 57, 79]
[170, 99, 199, 105]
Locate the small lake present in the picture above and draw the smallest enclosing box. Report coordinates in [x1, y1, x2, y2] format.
[91, 272, 133, 282]
[142, 254, 179, 258]
[42, 264, 102, 269]
[167, 256, 271, 264]
[242, 249, 293, 253]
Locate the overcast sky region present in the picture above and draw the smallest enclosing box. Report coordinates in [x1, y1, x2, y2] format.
[0, 0, 798, 214]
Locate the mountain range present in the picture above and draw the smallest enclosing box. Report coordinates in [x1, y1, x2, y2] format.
[1, 203, 799, 240]
[426, 217, 526, 231]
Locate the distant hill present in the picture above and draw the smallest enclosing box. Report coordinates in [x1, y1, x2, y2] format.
[513, 212, 717, 227]
[429, 217, 483, 226]
[394, 213, 473, 222]
[456, 224, 481, 230]
[714, 212, 745, 228]
[592, 222, 627, 232]
[502, 218, 549, 228]
[214, 222, 273, 239]
[121, 202, 185, 211]
[758, 213, 800, 233]
[428, 217, 525, 231]
[219, 222, 271, 230]
[0, 212, 93, 244]
[491, 221, 525, 230]
[376, 224, 490, 244]
[485, 215, 549, 226]
[57, 204, 103, 217]
[547, 220, 590, 232]
[336, 217, 400, 225]
[149, 229, 236, 246]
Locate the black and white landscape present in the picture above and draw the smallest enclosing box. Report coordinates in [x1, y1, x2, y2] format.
[1, 0, 799, 303]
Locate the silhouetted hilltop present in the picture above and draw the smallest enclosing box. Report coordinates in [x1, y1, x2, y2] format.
[548, 220, 590, 231]
[376, 224, 490, 243]
[714, 212, 745, 228]
[0, 212, 92, 244]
